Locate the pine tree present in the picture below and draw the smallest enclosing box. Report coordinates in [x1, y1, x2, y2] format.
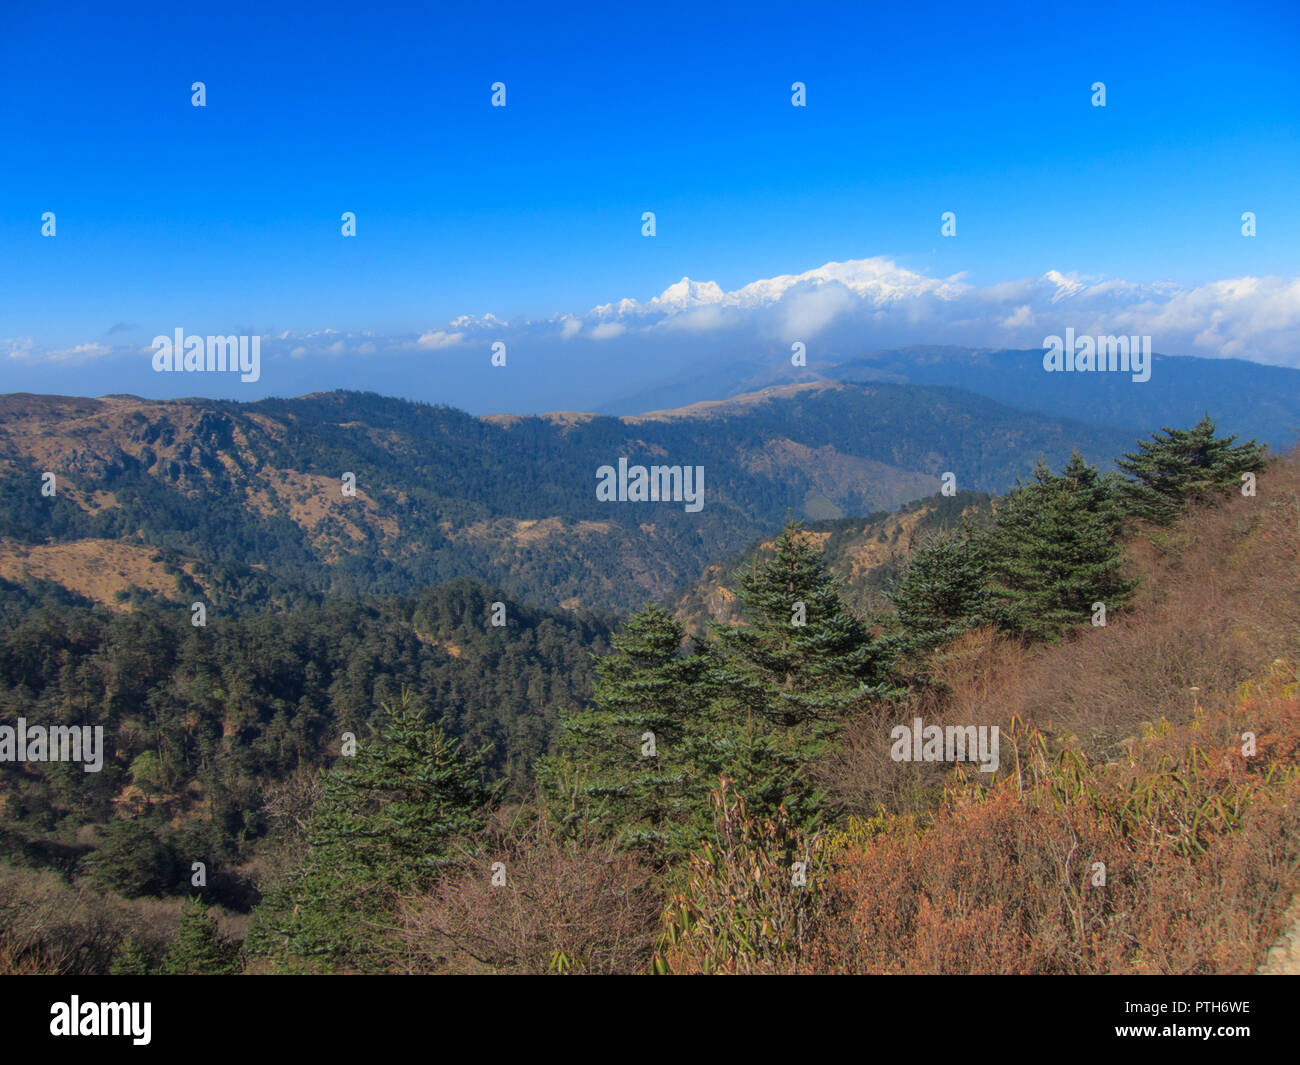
[245, 691, 489, 972]
[885, 523, 991, 660]
[717, 520, 891, 725]
[1117, 416, 1267, 525]
[542, 605, 717, 861]
[164, 897, 242, 975]
[986, 452, 1135, 642]
[711, 519, 891, 827]
[109, 936, 153, 975]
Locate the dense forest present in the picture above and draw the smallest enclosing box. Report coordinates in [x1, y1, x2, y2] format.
[2, 416, 1297, 976]
[0, 580, 609, 911]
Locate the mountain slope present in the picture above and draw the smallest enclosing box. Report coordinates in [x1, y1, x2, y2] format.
[823, 345, 1300, 451]
[0, 383, 1130, 613]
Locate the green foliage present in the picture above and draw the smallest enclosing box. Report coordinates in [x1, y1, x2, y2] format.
[0, 580, 607, 882]
[717, 520, 892, 722]
[542, 605, 718, 861]
[555, 522, 895, 845]
[83, 817, 180, 898]
[164, 897, 242, 975]
[985, 452, 1135, 642]
[884, 524, 991, 660]
[711, 520, 892, 827]
[655, 776, 827, 974]
[108, 935, 154, 975]
[245, 692, 489, 972]
[1117, 416, 1267, 526]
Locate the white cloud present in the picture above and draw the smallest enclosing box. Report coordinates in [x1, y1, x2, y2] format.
[1000, 304, 1034, 329]
[40, 342, 111, 363]
[567, 258, 1300, 365]
[10, 259, 1300, 373]
[416, 330, 465, 350]
[778, 283, 859, 340]
[3, 337, 35, 359]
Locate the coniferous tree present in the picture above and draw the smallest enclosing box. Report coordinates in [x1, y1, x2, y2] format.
[164, 897, 242, 975]
[1117, 416, 1267, 525]
[541, 605, 717, 861]
[986, 452, 1135, 642]
[109, 936, 154, 975]
[885, 524, 991, 661]
[711, 519, 891, 827]
[246, 691, 489, 971]
[717, 520, 891, 725]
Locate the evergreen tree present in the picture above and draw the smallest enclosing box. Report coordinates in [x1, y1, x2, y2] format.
[986, 452, 1135, 642]
[85, 816, 181, 898]
[717, 520, 891, 726]
[542, 605, 717, 861]
[245, 691, 489, 971]
[109, 936, 153, 975]
[1117, 416, 1267, 525]
[711, 519, 891, 827]
[885, 524, 991, 660]
[164, 897, 242, 975]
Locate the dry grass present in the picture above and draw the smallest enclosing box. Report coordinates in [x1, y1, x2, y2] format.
[819, 453, 1300, 818]
[810, 660, 1300, 973]
[396, 801, 660, 974]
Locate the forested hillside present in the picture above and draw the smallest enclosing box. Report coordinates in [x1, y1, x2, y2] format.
[0, 384, 1126, 613]
[670, 488, 993, 629]
[3, 415, 1293, 977]
[0, 580, 609, 923]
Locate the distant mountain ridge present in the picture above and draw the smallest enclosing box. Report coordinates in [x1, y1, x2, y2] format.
[823, 346, 1300, 451]
[602, 345, 1299, 453]
[0, 382, 1135, 613]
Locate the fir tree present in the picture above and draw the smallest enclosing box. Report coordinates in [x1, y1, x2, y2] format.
[986, 452, 1135, 642]
[1117, 416, 1267, 525]
[109, 936, 153, 975]
[164, 897, 242, 975]
[711, 519, 891, 827]
[885, 523, 991, 661]
[542, 604, 717, 861]
[245, 691, 489, 971]
[717, 519, 891, 726]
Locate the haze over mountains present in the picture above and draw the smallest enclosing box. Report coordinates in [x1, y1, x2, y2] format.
[7, 258, 1300, 434]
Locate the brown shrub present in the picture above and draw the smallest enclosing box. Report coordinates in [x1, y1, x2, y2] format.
[820, 453, 1300, 816]
[396, 800, 660, 974]
[809, 660, 1300, 974]
[0, 864, 180, 974]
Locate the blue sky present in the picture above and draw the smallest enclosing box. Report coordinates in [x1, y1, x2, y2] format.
[1, 0, 1298, 379]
